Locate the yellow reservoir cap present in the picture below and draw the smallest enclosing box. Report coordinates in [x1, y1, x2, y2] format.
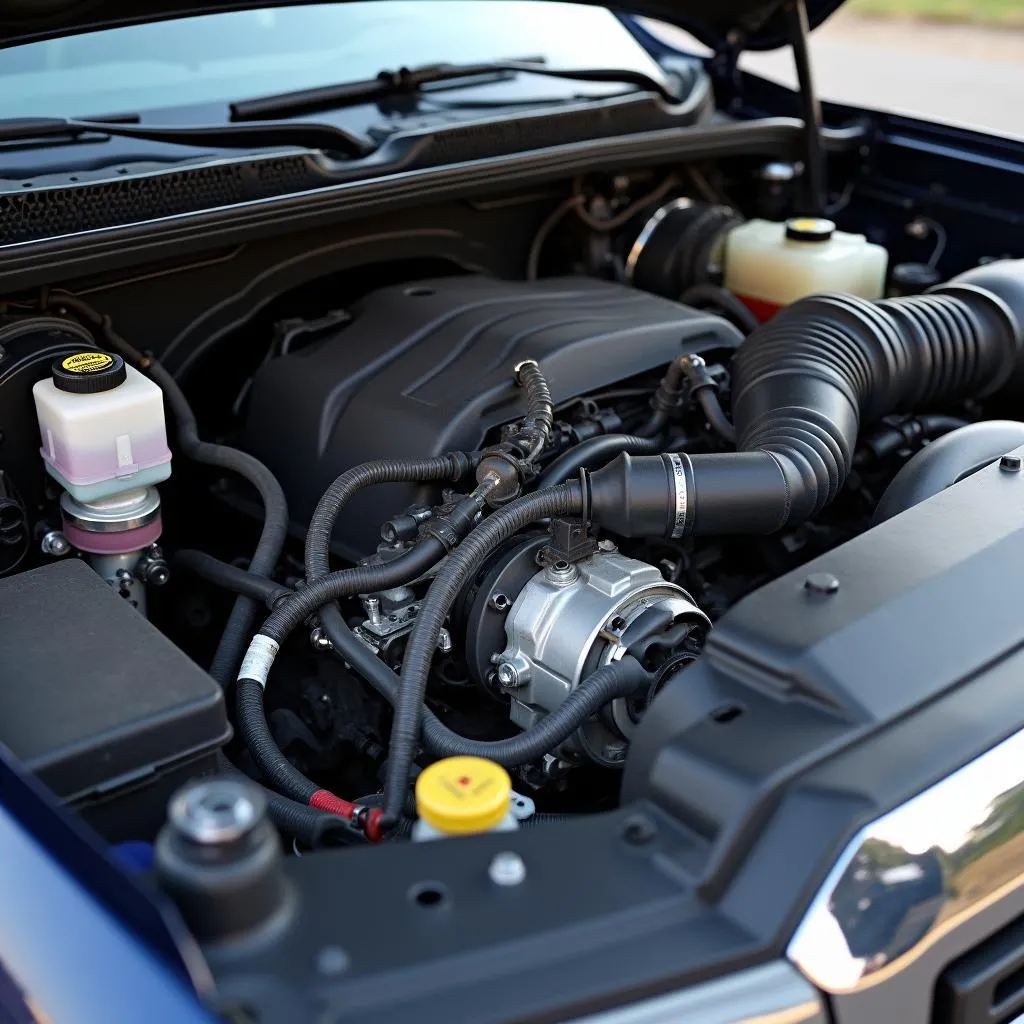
[416, 756, 511, 835]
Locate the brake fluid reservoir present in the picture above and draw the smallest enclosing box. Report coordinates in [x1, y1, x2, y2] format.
[413, 756, 519, 841]
[33, 351, 171, 503]
[724, 217, 888, 322]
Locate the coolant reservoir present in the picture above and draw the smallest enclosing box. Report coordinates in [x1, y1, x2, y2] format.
[413, 756, 519, 841]
[724, 217, 888, 321]
[33, 351, 171, 502]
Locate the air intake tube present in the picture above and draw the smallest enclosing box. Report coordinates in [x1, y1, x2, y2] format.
[584, 263, 1024, 537]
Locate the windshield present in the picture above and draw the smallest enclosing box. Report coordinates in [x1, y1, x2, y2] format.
[0, 1, 664, 120]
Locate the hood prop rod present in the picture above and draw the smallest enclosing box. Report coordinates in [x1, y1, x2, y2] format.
[786, 0, 827, 216]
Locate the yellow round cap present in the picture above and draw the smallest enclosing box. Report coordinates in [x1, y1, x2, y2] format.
[415, 756, 512, 835]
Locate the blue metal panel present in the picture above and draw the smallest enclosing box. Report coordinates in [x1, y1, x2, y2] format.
[0, 742, 215, 1023]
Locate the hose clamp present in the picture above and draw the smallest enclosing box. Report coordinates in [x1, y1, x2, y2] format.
[422, 519, 462, 552]
[665, 453, 688, 539]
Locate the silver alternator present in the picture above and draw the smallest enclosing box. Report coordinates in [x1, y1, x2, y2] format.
[495, 548, 709, 767]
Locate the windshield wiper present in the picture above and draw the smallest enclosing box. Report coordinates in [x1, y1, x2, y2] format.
[0, 116, 372, 158]
[0, 59, 677, 164]
[230, 58, 681, 122]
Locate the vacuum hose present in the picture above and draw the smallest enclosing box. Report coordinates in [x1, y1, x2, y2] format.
[584, 263, 1024, 538]
[147, 360, 290, 685]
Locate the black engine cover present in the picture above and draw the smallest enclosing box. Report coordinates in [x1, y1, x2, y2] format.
[242, 275, 740, 557]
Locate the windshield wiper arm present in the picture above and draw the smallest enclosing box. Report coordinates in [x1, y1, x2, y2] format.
[230, 58, 681, 122]
[0, 116, 372, 158]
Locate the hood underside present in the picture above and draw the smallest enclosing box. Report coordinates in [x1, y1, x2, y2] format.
[0, 0, 845, 52]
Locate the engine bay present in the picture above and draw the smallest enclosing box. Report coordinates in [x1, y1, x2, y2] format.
[3, 143, 1024, 1015]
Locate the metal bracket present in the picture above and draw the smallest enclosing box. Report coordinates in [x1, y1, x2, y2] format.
[709, 31, 745, 113]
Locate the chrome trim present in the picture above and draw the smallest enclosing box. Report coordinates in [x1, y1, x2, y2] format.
[789, 726, 1024, 1024]
[572, 962, 825, 1024]
[623, 197, 694, 284]
[61, 487, 160, 533]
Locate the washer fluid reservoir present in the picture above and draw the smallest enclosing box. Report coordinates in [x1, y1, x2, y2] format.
[412, 756, 519, 841]
[723, 217, 888, 322]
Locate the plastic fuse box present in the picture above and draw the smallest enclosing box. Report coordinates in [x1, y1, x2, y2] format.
[0, 560, 229, 841]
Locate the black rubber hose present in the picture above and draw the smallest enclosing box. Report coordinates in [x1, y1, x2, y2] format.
[636, 358, 686, 438]
[214, 756, 353, 848]
[694, 388, 737, 443]
[317, 604, 649, 767]
[422, 658, 650, 763]
[148, 360, 289, 686]
[236, 679, 319, 804]
[176, 550, 292, 609]
[384, 481, 583, 825]
[304, 455, 475, 582]
[874, 420, 1024, 523]
[585, 273, 1024, 539]
[265, 795, 355, 848]
[537, 434, 660, 488]
[680, 284, 759, 335]
[863, 414, 970, 460]
[261, 537, 447, 644]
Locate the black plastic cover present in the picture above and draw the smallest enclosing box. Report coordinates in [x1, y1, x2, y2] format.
[242, 275, 741, 558]
[0, 560, 229, 834]
[625, 440, 1024, 897]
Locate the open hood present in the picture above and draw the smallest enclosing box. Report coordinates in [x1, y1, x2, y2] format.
[0, 0, 845, 52]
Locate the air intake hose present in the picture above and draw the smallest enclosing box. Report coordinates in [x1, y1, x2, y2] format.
[584, 262, 1024, 537]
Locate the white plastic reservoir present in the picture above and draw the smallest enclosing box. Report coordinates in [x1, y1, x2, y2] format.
[724, 217, 888, 321]
[33, 351, 171, 503]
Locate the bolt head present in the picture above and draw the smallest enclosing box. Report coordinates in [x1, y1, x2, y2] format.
[496, 663, 518, 688]
[622, 814, 657, 846]
[315, 946, 350, 976]
[597, 539, 617, 553]
[804, 572, 840, 596]
[906, 218, 929, 239]
[489, 851, 527, 887]
[1001, 454, 1022, 472]
[544, 560, 579, 586]
[40, 531, 70, 556]
[168, 778, 265, 845]
[144, 562, 170, 586]
[310, 626, 333, 651]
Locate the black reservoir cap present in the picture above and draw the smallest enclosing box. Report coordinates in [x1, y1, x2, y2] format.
[51, 350, 126, 394]
[785, 217, 835, 243]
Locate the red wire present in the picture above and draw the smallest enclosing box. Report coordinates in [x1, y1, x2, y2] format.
[309, 790, 384, 843]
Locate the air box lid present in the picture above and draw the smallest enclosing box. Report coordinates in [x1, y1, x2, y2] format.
[0, 559, 229, 803]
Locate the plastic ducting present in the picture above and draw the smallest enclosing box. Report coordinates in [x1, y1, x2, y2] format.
[584, 262, 1024, 537]
[873, 420, 1024, 524]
